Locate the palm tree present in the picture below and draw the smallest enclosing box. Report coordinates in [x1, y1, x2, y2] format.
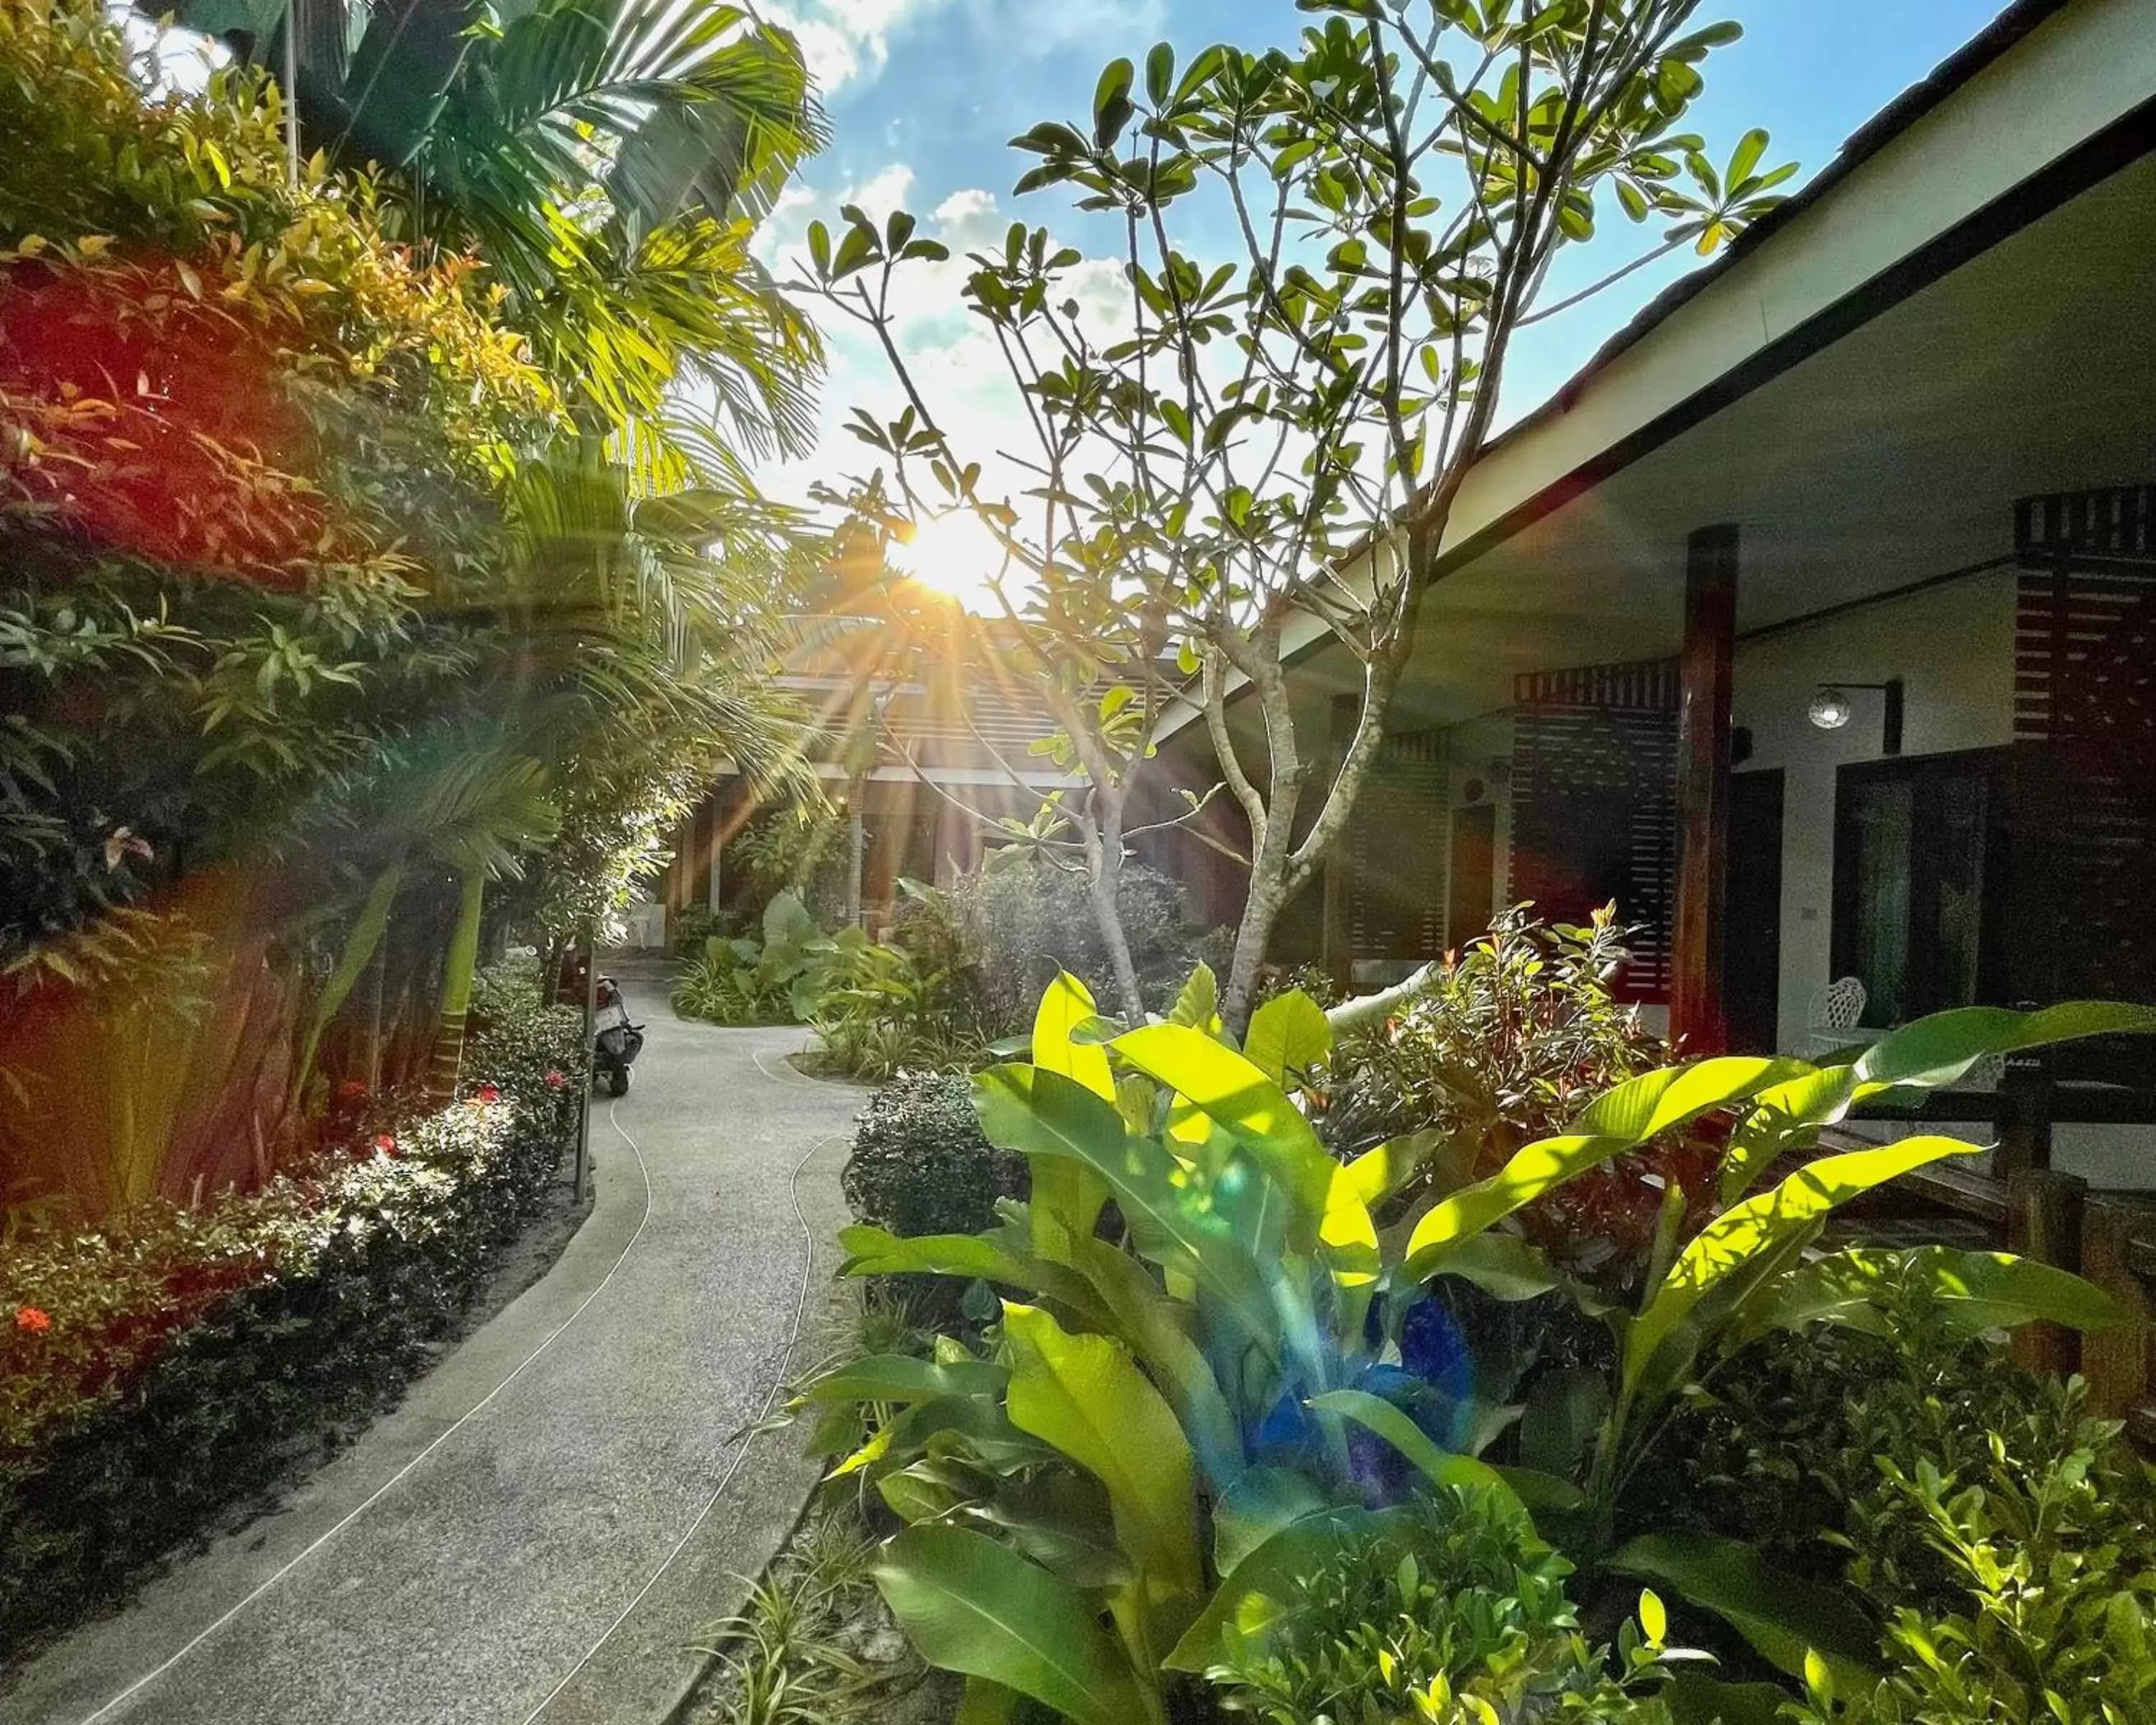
[159, 0, 826, 477]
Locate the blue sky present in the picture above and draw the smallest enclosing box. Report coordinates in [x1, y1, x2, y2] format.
[759, 0, 2009, 505]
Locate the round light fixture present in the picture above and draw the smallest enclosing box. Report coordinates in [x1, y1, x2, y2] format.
[1808, 686, 1853, 730]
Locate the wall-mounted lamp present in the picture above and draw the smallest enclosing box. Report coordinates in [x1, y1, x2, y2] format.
[1808, 677, 1903, 755]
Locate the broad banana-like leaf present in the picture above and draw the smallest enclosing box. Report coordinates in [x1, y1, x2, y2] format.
[1320, 1166, 1381, 1288]
[1723, 1001, 2156, 1202]
[836, 1224, 1104, 1320]
[1662, 1670, 1800, 1725]
[1745, 1244, 2125, 1343]
[1340, 1127, 1442, 1210]
[1035, 972, 1115, 1100]
[1111, 1024, 1336, 1248]
[1211, 1465, 1331, 1577]
[1519, 1366, 1611, 1478]
[1243, 990, 1331, 1087]
[1002, 1303, 1204, 1601]
[1406, 1060, 1807, 1278]
[1061, 1236, 1244, 1487]
[879, 1460, 964, 1523]
[1607, 1531, 1879, 1688]
[1306, 1389, 1511, 1498]
[1026, 975, 1115, 1257]
[888, 1393, 1056, 1475]
[977, 1067, 1277, 1357]
[1627, 1136, 1978, 1397]
[1856, 1000, 2156, 1088]
[1424, 1232, 1577, 1303]
[1164, 1506, 1414, 1673]
[1576, 1057, 1813, 1139]
[873, 1524, 1150, 1725]
[803, 1353, 1008, 1405]
[954, 1677, 1018, 1725]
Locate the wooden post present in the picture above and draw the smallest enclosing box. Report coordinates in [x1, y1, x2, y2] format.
[1672, 525, 1738, 1054]
[1996, 1054, 2055, 1175]
[2006, 1168, 2086, 1376]
[1321, 692, 1359, 998]
[2081, 1193, 2156, 1426]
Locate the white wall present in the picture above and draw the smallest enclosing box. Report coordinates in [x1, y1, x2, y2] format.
[1728, 569, 2019, 1052]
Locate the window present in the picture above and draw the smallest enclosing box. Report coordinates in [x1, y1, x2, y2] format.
[1831, 748, 2010, 1026]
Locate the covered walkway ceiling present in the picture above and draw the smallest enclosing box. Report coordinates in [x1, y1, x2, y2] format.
[1341, 142, 2156, 729]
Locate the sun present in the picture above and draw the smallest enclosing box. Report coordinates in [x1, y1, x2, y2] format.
[889, 511, 1010, 614]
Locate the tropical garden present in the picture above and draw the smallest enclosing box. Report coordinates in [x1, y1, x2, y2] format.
[2, 0, 2152, 1721]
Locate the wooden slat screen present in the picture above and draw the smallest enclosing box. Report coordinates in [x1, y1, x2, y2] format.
[2012, 484, 2156, 1007]
[1510, 659, 1680, 1003]
[1347, 727, 1447, 960]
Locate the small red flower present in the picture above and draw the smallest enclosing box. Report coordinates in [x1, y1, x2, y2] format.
[543, 1070, 566, 1090]
[336, 1079, 368, 1103]
[372, 1133, 397, 1156]
[14, 1307, 52, 1334]
[473, 1083, 502, 1105]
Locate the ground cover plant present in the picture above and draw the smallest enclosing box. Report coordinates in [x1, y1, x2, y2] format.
[796, 969, 2150, 1724]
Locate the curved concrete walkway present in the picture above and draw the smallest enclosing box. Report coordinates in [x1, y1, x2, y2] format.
[1, 997, 866, 1725]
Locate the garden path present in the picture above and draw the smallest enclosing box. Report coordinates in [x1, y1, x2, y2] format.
[1, 985, 865, 1725]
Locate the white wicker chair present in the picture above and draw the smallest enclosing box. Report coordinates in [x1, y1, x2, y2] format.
[1807, 975, 1869, 1057]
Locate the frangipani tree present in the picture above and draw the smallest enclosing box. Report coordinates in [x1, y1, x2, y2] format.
[803, 0, 1795, 1029]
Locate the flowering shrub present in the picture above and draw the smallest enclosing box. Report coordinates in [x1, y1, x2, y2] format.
[0, 965, 581, 1653]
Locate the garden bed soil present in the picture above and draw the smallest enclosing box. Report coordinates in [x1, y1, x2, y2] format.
[0, 1167, 591, 1677]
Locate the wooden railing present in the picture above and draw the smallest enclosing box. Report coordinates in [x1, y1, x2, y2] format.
[1825, 1063, 2156, 1450]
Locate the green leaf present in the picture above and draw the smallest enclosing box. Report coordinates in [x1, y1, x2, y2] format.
[803, 1353, 1008, 1405]
[1164, 1506, 1412, 1673]
[1306, 1389, 1511, 1498]
[1211, 1466, 1330, 1578]
[1630, 1136, 1981, 1394]
[1061, 1235, 1244, 1486]
[1167, 964, 1223, 1036]
[1662, 1670, 1792, 1725]
[1607, 1531, 1879, 1688]
[1519, 1366, 1610, 1477]
[1754, 1246, 2125, 1340]
[976, 1067, 1276, 1354]
[954, 1677, 1018, 1725]
[1340, 1128, 1441, 1213]
[1024, 977, 1116, 1259]
[1426, 1232, 1570, 1302]
[1726, 127, 1769, 188]
[1002, 1302, 1204, 1598]
[1576, 1057, 1812, 1140]
[1035, 972, 1115, 1100]
[1144, 40, 1174, 106]
[1110, 1024, 1335, 1249]
[1856, 1001, 2156, 1089]
[873, 1524, 1147, 1725]
[1243, 990, 1331, 1087]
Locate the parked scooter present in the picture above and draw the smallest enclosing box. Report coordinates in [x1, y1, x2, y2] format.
[553, 952, 645, 1097]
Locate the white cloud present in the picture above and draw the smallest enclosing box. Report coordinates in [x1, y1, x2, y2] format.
[765, 0, 954, 95]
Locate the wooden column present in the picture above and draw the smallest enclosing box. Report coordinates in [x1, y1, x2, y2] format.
[1321, 692, 1359, 996]
[1672, 525, 1737, 1053]
[2082, 1194, 2156, 1427]
[2006, 1168, 2087, 1377]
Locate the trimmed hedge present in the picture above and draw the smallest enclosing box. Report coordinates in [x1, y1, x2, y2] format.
[840, 1071, 1026, 1326]
[0, 990, 582, 1656]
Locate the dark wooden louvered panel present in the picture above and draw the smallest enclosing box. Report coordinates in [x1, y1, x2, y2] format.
[1348, 728, 1447, 961]
[2012, 510, 2156, 1004]
[1510, 660, 1679, 1003]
